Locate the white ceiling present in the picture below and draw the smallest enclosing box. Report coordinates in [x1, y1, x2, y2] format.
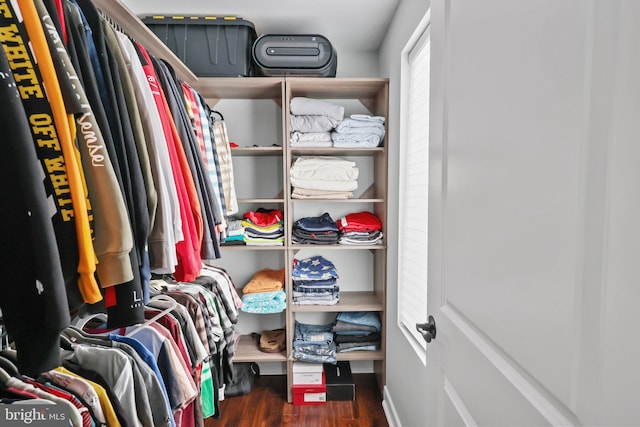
[121, 0, 400, 53]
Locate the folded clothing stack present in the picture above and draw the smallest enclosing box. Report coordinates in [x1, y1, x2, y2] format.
[292, 255, 339, 305]
[332, 311, 382, 352]
[331, 114, 386, 148]
[292, 212, 340, 245]
[241, 268, 286, 314]
[290, 97, 344, 148]
[242, 208, 284, 246]
[337, 211, 383, 245]
[290, 156, 358, 199]
[223, 217, 245, 245]
[292, 321, 337, 364]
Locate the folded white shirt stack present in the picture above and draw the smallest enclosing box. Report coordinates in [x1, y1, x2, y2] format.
[290, 156, 358, 198]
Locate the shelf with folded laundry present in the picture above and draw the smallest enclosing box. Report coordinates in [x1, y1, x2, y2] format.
[288, 96, 386, 149]
[291, 211, 384, 247]
[290, 312, 384, 365]
[288, 155, 382, 200]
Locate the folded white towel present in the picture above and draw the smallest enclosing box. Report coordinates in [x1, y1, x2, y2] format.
[292, 187, 353, 199]
[291, 115, 340, 132]
[290, 97, 345, 121]
[290, 162, 359, 182]
[290, 177, 358, 192]
[292, 156, 356, 168]
[350, 114, 385, 123]
[291, 131, 332, 143]
[335, 119, 385, 136]
[331, 132, 381, 148]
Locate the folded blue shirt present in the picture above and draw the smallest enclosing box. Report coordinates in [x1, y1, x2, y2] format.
[293, 212, 339, 232]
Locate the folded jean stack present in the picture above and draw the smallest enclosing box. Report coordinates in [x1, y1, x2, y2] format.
[241, 268, 286, 314]
[242, 208, 284, 246]
[289, 97, 345, 148]
[331, 114, 386, 148]
[332, 311, 382, 353]
[292, 321, 337, 364]
[292, 255, 340, 305]
[292, 212, 340, 245]
[337, 211, 384, 245]
[290, 156, 359, 199]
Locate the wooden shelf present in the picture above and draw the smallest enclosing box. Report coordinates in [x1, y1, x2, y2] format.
[290, 198, 384, 203]
[233, 334, 287, 363]
[290, 244, 385, 251]
[286, 78, 389, 99]
[192, 77, 284, 100]
[220, 244, 287, 251]
[291, 291, 384, 312]
[337, 349, 384, 362]
[231, 147, 284, 156]
[237, 198, 285, 204]
[291, 147, 385, 157]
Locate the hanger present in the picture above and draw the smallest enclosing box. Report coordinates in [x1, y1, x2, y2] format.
[69, 312, 108, 331]
[210, 110, 224, 121]
[62, 326, 112, 347]
[0, 323, 9, 352]
[126, 295, 178, 338]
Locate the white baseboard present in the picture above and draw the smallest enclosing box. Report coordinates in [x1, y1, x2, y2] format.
[382, 386, 401, 427]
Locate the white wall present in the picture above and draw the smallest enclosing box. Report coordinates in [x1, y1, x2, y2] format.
[378, 0, 431, 426]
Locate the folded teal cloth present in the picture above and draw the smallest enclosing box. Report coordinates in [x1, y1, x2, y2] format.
[241, 290, 286, 314]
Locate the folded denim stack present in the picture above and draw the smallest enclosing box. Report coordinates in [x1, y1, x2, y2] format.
[289, 97, 344, 148]
[242, 208, 285, 246]
[241, 268, 286, 314]
[332, 311, 382, 352]
[292, 212, 340, 245]
[337, 211, 383, 245]
[291, 255, 340, 305]
[331, 114, 386, 148]
[290, 156, 359, 199]
[292, 321, 337, 364]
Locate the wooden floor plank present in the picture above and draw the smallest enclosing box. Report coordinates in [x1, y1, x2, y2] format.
[205, 374, 389, 427]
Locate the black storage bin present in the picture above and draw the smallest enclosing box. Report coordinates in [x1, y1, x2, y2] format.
[143, 16, 257, 77]
[323, 361, 355, 401]
[252, 34, 337, 77]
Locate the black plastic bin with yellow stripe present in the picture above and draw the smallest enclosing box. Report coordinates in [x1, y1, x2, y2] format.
[143, 16, 257, 77]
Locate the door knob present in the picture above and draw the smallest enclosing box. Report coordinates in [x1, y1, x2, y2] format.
[416, 315, 437, 343]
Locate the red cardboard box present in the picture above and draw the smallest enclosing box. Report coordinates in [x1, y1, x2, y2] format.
[292, 372, 326, 405]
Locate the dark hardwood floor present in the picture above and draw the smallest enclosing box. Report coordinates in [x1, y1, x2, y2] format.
[206, 374, 389, 427]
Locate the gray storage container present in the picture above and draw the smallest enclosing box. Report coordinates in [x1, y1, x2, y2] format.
[252, 34, 337, 77]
